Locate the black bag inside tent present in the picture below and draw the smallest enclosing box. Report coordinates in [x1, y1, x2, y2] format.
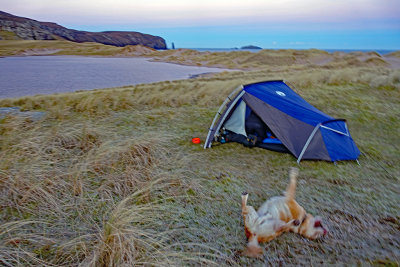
[219, 110, 290, 153]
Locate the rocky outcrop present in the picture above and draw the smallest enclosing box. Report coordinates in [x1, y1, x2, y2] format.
[241, 45, 262, 50]
[0, 11, 166, 49]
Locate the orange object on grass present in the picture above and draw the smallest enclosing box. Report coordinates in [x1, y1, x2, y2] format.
[192, 137, 201, 144]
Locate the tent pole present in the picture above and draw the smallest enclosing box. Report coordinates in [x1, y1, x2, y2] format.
[320, 125, 349, 136]
[297, 123, 321, 164]
[204, 85, 243, 149]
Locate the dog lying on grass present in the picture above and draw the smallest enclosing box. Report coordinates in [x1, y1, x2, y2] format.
[241, 168, 328, 257]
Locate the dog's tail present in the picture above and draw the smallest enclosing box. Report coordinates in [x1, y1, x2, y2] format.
[285, 167, 299, 201]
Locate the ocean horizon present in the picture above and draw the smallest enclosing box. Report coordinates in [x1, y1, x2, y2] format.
[182, 48, 397, 55]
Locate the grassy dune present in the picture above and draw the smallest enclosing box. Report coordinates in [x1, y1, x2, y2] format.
[0, 40, 156, 57]
[0, 44, 400, 266]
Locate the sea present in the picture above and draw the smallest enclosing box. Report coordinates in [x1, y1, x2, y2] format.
[192, 48, 396, 55]
[0, 56, 233, 99]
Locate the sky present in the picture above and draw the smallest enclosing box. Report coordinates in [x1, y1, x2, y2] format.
[1, 0, 400, 50]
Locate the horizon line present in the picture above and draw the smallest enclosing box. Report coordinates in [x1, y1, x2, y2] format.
[171, 47, 399, 52]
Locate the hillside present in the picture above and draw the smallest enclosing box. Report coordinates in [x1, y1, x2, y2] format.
[0, 11, 166, 49]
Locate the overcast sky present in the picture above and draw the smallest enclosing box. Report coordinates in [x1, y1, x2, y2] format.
[1, 0, 400, 49]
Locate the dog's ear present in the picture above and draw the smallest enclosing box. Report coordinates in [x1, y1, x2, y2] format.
[313, 216, 322, 227]
[313, 216, 328, 235]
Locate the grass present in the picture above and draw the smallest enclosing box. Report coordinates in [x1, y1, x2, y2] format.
[0, 30, 19, 40]
[0, 40, 156, 57]
[0, 44, 399, 266]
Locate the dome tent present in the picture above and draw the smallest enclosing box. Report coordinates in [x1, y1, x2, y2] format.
[204, 80, 360, 163]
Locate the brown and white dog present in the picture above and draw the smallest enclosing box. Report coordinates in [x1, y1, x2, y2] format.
[241, 168, 328, 257]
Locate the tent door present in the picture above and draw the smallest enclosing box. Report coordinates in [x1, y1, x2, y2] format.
[223, 100, 247, 136]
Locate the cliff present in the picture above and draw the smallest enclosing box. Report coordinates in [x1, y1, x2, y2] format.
[0, 11, 166, 49]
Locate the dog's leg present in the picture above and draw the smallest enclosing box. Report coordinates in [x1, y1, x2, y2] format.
[244, 235, 263, 258]
[241, 191, 249, 214]
[275, 219, 300, 234]
[283, 168, 306, 222]
[241, 192, 259, 237]
[285, 167, 298, 201]
[241, 192, 264, 258]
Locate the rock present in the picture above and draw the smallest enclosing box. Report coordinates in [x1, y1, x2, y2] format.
[241, 45, 262, 50]
[0, 11, 167, 49]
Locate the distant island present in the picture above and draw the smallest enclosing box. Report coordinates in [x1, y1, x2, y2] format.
[0, 11, 166, 49]
[241, 45, 262, 50]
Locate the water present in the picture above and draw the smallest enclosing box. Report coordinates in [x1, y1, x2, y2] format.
[0, 56, 231, 99]
[192, 48, 396, 55]
[194, 48, 261, 53]
[323, 49, 396, 55]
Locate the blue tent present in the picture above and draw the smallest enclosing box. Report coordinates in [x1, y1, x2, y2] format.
[204, 80, 360, 163]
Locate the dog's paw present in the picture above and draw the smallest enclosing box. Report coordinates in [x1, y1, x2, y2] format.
[242, 191, 248, 196]
[243, 245, 263, 258]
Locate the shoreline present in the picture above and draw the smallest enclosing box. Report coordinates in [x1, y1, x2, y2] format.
[0, 56, 237, 99]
